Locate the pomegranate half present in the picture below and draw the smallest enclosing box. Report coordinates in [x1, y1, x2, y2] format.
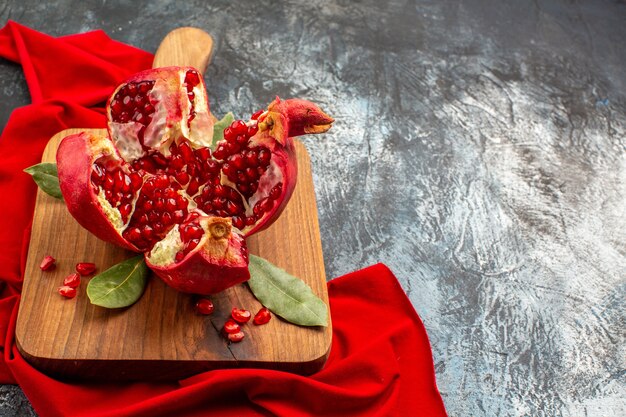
[56, 66, 333, 294]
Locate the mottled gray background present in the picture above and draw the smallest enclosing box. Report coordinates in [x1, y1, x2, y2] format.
[1, 0, 624, 416]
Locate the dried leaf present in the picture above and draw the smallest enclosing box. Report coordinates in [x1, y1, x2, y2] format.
[24, 162, 63, 200]
[87, 256, 148, 308]
[248, 255, 328, 327]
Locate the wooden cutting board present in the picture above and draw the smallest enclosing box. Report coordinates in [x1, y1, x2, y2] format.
[14, 28, 332, 380]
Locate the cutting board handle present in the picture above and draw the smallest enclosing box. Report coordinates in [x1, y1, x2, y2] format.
[152, 27, 214, 74]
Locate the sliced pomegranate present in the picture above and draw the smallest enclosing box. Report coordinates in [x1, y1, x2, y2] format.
[56, 66, 333, 295]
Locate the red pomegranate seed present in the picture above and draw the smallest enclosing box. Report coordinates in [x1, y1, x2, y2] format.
[58, 286, 77, 299]
[227, 331, 245, 343]
[232, 216, 245, 229]
[195, 298, 214, 315]
[76, 262, 97, 276]
[231, 308, 251, 324]
[253, 307, 272, 325]
[251, 109, 264, 120]
[223, 319, 241, 334]
[39, 255, 56, 271]
[63, 272, 81, 288]
[231, 120, 248, 135]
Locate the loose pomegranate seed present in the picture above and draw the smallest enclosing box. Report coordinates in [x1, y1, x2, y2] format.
[231, 308, 251, 324]
[227, 331, 245, 343]
[253, 307, 272, 325]
[223, 319, 241, 334]
[195, 298, 214, 315]
[63, 272, 81, 288]
[39, 255, 56, 271]
[58, 286, 77, 299]
[76, 262, 96, 276]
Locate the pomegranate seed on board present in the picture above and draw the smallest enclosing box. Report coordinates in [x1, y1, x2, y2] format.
[76, 262, 97, 276]
[63, 273, 81, 288]
[223, 319, 241, 334]
[58, 286, 77, 299]
[39, 255, 56, 271]
[253, 307, 272, 325]
[231, 308, 251, 324]
[227, 331, 245, 343]
[195, 298, 214, 315]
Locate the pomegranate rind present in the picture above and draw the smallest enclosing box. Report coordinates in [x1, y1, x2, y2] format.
[146, 217, 250, 294]
[236, 98, 333, 237]
[56, 132, 139, 252]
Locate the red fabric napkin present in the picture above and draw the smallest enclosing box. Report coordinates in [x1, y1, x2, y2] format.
[0, 21, 447, 417]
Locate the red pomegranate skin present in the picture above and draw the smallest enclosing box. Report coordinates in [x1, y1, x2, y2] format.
[56, 131, 140, 252]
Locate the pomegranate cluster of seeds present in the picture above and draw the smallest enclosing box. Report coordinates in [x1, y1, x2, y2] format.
[184, 70, 201, 126]
[109, 80, 156, 141]
[122, 174, 189, 250]
[43, 255, 97, 300]
[176, 218, 205, 262]
[90, 163, 142, 223]
[88, 110, 288, 255]
[223, 307, 272, 343]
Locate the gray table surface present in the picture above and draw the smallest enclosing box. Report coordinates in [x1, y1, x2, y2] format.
[1, 0, 624, 416]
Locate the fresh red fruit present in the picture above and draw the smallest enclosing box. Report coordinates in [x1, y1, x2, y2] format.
[39, 255, 56, 271]
[75, 262, 96, 276]
[58, 286, 77, 299]
[223, 319, 241, 334]
[253, 307, 272, 325]
[231, 307, 251, 324]
[63, 272, 81, 288]
[227, 331, 245, 343]
[56, 66, 333, 295]
[195, 298, 214, 315]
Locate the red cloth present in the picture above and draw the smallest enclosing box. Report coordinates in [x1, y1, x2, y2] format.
[0, 21, 447, 417]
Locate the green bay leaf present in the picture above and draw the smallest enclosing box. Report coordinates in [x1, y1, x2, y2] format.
[248, 255, 328, 327]
[211, 112, 235, 150]
[23, 162, 63, 200]
[87, 255, 148, 308]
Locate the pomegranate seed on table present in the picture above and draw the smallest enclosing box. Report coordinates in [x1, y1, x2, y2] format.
[75, 262, 96, 276]
[253, 308, 272, 325]
[223, 319, 241, 334]
[231, 307, 251, 324]
[39, 255, 56, 271]
[63, 272, 81, 288]
[195, 298, 214, 315]
[58, 286, 77, 299]
[227, 331, 245, 343]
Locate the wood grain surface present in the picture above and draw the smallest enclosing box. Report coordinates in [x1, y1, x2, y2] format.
[14, 27, 331, 380]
